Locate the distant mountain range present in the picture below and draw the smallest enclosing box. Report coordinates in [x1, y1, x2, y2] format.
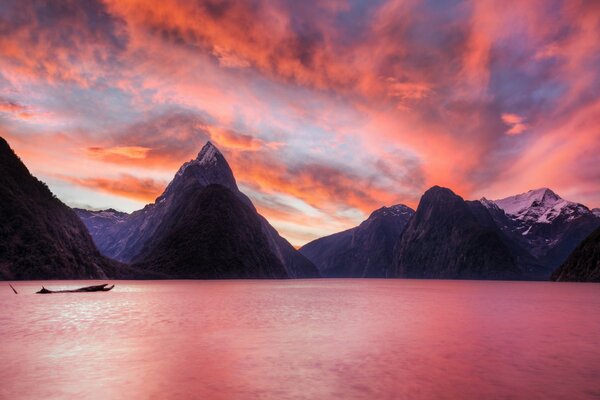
[302, 186, 600, 281]
[1, 135, 598, 281]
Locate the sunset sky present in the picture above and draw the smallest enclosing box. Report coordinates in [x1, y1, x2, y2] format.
[1, 0, 599, 245]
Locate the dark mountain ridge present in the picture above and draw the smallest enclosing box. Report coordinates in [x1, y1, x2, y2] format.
[0, 137, 117, 280]
[551, 226, 600, 282]
[133, 182, 288, 279]
[300, 205, 414, 277]
[392, 186, 522, 280]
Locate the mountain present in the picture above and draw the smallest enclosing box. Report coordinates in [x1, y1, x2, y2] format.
[593, 208, 600, 218]
[392, 186, 521, 280]
[132, 184, 288, 278]
[74, 208, 129, 251]
[478, 198, 547, 278]
[0, 137, 117, 280]
[300, 205, 414, 277]
[483, 188, 600, 274]
[551, 226, 600, 282]
[77, 142, 319, 278]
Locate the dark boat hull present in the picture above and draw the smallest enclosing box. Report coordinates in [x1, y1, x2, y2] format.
[36, 284, 115, 294]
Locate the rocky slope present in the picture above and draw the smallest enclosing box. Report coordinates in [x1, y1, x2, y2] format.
[300, 205, 414, 277]
[0, 137, 117, 280]
[392, 186, 521, 280]
[74, 208, 129, 251]
[133, 183, 288, 279]
[77, 142, 319, 278]
[551, 226, 600, 282]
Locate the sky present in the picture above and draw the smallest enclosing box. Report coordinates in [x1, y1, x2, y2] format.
[1, 0, 599, 246]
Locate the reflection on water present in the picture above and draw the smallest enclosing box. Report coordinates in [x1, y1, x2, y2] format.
[1, 279, 599, 399]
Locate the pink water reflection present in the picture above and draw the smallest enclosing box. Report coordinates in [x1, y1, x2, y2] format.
[1, 280, 599, 399]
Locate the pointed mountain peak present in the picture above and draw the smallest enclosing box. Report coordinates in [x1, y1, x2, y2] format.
[196, 141, 222, 164]
[158, 141, 238, 202]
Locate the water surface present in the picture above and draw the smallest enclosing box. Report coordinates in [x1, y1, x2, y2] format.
[1, 279, 599, 399]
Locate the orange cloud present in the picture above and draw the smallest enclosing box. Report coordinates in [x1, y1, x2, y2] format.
[484, 98, 600, 204]
[204, 126, 284, 152]
[0, 2, 126, 87]
[59, 174, 166, 203]
[87, 146, 152, 160]
[225, 150, 415, 215]
[0, 99, 33, 119]
[501, 113, 528, 135]
[252, 198, 360, 246]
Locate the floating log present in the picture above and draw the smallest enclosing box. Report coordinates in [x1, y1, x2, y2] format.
[9, 283, 18, 294]
[36, 283, 115, 294]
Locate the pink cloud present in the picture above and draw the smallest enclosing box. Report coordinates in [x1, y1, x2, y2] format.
[501, 113, 528, 135]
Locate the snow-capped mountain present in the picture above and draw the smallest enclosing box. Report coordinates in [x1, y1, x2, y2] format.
[482, 188, 600, 274]
[77, 142, 319, 279]
[300, 204, 414, 277]
[493, 188, 590, 227]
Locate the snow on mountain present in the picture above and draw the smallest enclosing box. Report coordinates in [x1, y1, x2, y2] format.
[369, 204, 414, 219]
[76, 208, 129, 223]
[481, 188, 600, 275]
[197, 140, 219, 166]
[492, 188, 591, 225]
[593, 208, 600, 218]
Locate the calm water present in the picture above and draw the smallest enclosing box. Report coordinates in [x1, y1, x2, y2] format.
[1, 280, 599, 399]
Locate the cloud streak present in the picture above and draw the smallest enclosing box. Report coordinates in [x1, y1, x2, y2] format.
[59, 174, 166, 203]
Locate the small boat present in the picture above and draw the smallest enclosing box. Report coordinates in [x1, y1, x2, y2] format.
[36, 283, 115, 294]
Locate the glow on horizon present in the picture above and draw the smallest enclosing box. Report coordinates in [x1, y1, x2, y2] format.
[1, 0, 599, 246]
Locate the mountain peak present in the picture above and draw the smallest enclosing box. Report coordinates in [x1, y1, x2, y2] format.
[196, 141, 221, 165]
[425, 185, 458, 196]
[492, 188, 594, 227]
[493, 188, 564, 216]
[532, 187, 560, 201]
[421, 186, 463, 204]
[157, 141, 238, 203]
